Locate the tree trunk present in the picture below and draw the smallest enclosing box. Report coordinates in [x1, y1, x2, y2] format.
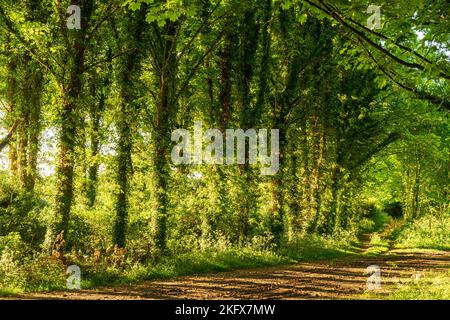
[235, 7, 260, 244]
[112, 10, 147, 248]
[20, 55, 43, 192]
[52, 9, 92, 248]
[151, 21, 178, 253]
[113, 96, 133, 247]
[54, 92, 78, 245]
[86, 97, 102, 207]
[6, 57, 18, 176]
[308, 123, 326, 233]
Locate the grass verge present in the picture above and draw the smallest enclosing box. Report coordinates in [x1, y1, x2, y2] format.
[388, 271, 450, 300]
[364, 270, 450, 300]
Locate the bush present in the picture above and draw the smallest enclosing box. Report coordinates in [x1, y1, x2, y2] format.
[0, 232, 27, 254]
[0, 249, 27, 290]
[0, 174, 47, 249]
[387, 271, 450, 300]
[0, 233, 66, 293]
[280, 233, 358, 261]
[22, 255, 66, 291]
[394, 214, 450, 250]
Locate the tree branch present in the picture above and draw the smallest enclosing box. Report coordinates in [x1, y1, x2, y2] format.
[303, 0, 450, 81]
[0, 120, 20, 152]
[0, 5, 58, 79]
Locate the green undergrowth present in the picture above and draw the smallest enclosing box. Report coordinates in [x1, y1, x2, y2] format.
[1, 233, 367, 295]
[365, 270, 450, 300]
[3, 216, 426, 296]
[83, 247, 291, 288]
[390, 215, 450, 251]
[280, 234, 360, 261]
[366, 211, 390, 233]
[364, 233, 390, 256]
[82, 234, 364, 289]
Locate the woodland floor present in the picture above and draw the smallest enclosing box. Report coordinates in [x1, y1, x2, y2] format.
[9, 236, 450, 300]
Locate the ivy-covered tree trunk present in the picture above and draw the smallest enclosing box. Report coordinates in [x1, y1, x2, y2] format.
[152, 133, 171, 252]
[54, 85, 81, 246]
[327, 160, 343, 235]
[85, 54, 111, 207]
[269, 148, 285, 245]
[113, 10, 146, 248]
[269, 98, 289, 244]
[151, 86, 173, 253]
[20, 55, 43, 192]
[267, 7, 307, 244]
[113, 88, 134, 248]
[52, 0, 95, 249]
[199, 28, 235, 243]
[286, 135, 300, 240]
[17, 103, 29, 188]
[150, 21, 178, 253]
[5, 54, 42, 192]
[308, 125, 326, 233]
[6, 55, 18, 176]
[235, 6, 260, 244]
[86, 94, 102, 207]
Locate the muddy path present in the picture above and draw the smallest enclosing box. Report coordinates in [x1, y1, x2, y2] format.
[12, 243, 450, 300]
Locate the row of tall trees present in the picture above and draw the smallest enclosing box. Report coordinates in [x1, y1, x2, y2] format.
[0, 0, 448, 257]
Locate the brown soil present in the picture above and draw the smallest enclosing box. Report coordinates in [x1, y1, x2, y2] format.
[12, 242, 450, 300]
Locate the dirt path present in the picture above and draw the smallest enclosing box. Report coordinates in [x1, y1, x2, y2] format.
[13, 243, 450, 300]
